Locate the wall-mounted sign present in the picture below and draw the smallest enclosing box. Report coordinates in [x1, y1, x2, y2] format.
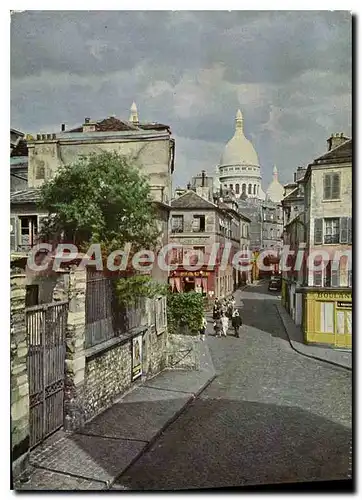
[179, 271, 210, 278]
[132, 335, 143, 381]
[316, 292, 351, 300]
[337, 301, 352, 309]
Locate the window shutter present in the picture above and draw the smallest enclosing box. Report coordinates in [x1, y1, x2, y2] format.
[340, 217, 348, 244]
[324, 174, 332, 199]
[347, 217, 352, 244]
[10, 216, 17, 251]
[314, 218, 323, 245]
[331, 173, 340, 199]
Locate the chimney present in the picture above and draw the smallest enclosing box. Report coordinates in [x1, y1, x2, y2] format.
[327, 132, 348, 151]
[201, 170, 206, 187]
[61, 124, 66, 132]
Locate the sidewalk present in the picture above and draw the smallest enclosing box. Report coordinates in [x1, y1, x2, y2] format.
[276, 304, 352, 370]
[14, 341, 216, 491]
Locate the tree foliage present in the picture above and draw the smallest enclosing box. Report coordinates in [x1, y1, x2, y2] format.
[167, 292, 205, 336]
[38, 151, 165, 304]
[38, 151, 160, 253]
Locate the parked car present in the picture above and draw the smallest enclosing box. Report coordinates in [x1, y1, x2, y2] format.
[268, 276, 282, 291]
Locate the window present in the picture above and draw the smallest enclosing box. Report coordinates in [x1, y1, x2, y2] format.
[320, 302, 334, 333]
[253, 184, 256, 195]
[324, 262, 340, 287]
[171, 215, 184, 233]
[324, 218, 340, 244]
[193, 215, 205, 232]
[235, 183, 240, 194]
[229, 184, 233, 191]
[25, 285, 39, 307]
[19, 215, 38, 249]
[323, 172, 340, 200]
[248, 184, 252, 194]
[242, 184, 247, 194]
[35, 161, 45, 180]
[336, 310, 352, 335]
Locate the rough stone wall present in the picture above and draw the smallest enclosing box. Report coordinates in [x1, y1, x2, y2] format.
[83, 341, 132, 420]
[10, 273, 30, 464]
[63, 267, 87, 431]
[167, 334, 200, 370]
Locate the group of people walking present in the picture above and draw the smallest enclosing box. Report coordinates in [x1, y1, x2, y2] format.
[199, 296, 243, 341]
[212, 296, 242, 338]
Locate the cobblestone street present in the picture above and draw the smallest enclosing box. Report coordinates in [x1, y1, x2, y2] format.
[116, 282, 352, 490]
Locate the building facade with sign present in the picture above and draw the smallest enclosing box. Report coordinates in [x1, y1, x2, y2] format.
[169, 179, 242, 298]
[298, 134, 352, 348]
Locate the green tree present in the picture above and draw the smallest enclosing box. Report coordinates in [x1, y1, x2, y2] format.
[38, 151, 166, 304]
[167, 292, 205, 336]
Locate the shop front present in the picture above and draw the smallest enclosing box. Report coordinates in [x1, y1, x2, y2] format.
[302, 288, 352, 348]
[169, 269, 215, 297]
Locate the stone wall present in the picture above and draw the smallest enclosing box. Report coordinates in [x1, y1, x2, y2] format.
[10, 272, 30, 471]
[167, 334, 200, 370]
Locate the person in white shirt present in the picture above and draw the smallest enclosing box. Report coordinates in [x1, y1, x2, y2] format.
[221, 313, 229, 337]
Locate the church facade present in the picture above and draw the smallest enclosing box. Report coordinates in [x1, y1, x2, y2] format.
[215, 110, 285, 254]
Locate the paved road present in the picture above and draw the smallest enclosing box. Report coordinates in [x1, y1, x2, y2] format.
[117, 282, 352, 490]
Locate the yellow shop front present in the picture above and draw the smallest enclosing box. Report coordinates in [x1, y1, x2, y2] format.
[303, 289, 352, 348]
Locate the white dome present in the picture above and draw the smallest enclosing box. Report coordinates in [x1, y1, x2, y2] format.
[266, 165, 284, 203]
[220, 109, 259, 167]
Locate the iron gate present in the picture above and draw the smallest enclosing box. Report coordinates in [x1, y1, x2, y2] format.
[26, 301, 68, 448]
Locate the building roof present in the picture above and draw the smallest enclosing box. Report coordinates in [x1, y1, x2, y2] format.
[68, 116, 171, 134]
[313, 138, 352, 165]
[171, 190, 217, 210]
[11, 188, 41, 204]
[11, 138, 28, 157]
[220, 109, 259, 167]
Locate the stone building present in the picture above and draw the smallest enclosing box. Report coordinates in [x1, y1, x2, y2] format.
[169, 172, 244, 298]
[282, 133, 352, 348]
[10, 131, 28, 193]
[10, 105, 178, 470]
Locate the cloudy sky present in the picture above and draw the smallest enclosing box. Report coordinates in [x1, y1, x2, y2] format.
[11, 10, 352, 189]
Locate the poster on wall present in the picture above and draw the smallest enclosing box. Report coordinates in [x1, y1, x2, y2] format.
[132, 335, 143, 381]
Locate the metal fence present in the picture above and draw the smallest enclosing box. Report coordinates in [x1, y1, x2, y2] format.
[85, 269, 146, 348]
[26, 301, 68, 448]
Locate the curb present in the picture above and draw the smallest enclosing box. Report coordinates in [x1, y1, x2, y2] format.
[109, 356, 216, 489]
[275, 304, 352, 371]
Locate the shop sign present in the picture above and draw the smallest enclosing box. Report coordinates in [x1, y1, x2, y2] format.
[316, 292, 351, 300]
[337, 301, 352, 309]
[179, 271, 210, 277]
[132, 335, 143, 381]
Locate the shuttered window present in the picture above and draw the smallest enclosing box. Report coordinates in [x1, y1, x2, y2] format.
[340, 217, 349, 244]
[314, 218, 323, 245]
[347, 217, 352, 244]
[324, 218, 340, 244]
[323, 173, 340, 200]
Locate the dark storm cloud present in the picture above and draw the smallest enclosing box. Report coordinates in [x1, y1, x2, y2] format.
[11, 10, 352, 188]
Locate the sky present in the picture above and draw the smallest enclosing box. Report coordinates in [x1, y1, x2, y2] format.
[10, 10, 352, 190]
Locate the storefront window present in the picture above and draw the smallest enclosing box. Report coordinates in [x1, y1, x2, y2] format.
[320, 302, 334, 333]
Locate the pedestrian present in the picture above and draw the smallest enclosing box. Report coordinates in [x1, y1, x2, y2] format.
[230, 296, 236, 308]
[221, 313, 229, 337]
[214, 317, 223, 337]
[226, 300, 234, 320]
[231, 309, 242, 338]
[199, 316, 207, 341]
[213, 299, 221, 320]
